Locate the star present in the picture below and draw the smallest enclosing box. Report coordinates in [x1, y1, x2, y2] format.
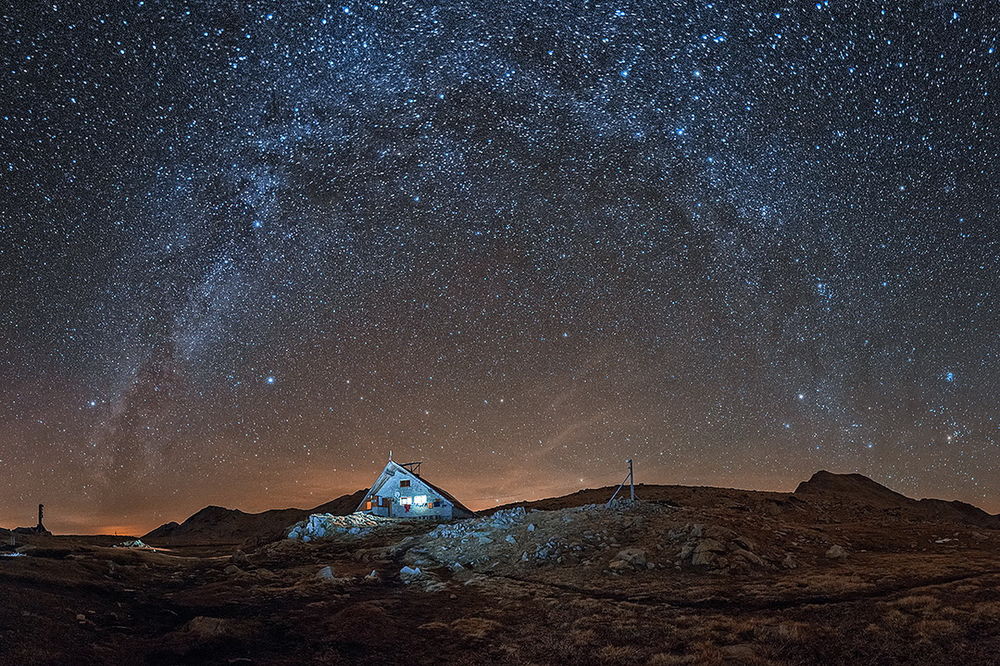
[0, 0, 996, 532]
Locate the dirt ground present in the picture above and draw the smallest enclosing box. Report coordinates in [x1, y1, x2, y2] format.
[2, 487, 1000, 665]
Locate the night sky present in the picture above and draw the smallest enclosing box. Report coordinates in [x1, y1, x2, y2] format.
[1, 2, 997, 535]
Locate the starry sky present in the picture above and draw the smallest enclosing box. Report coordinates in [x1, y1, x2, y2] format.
[1, 1, 997, 534]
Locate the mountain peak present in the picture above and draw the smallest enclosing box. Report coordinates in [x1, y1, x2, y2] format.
[794, 471, 909, 504]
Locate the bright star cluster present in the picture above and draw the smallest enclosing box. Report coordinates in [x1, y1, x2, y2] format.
[0, 1, 996, 533]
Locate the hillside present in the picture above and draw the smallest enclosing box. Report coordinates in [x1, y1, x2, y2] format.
[142, 489, 366, 545]
[795, 470, 1000, 528]
[139, 471, 1000, 547]
[4, 470, 1000, 665]
[486, 471, 1000, 529]
[484, 482, 792, 515]
[794, 470, 914, 505]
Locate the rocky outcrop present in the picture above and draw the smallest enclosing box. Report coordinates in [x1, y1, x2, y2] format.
[671, 524, 770, 571]
[286, 512, 398, 541]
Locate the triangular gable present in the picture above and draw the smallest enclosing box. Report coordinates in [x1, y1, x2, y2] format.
[356, 460, 473, 516]
[356, 461, 430, 509]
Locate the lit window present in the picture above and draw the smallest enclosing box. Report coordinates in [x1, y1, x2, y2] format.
[400, 496, 412, 505]
[414, 495, 427, 505]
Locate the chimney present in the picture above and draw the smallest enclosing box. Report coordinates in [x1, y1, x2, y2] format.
[37, 504, 44, 529]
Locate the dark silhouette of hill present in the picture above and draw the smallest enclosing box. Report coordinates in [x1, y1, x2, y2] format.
[794, 470, 913, 504]
[142, 489, 366, 545]
[795, 470, 1000, 528]
[139, 471, 998, 546]
[486, 470, 999, 529]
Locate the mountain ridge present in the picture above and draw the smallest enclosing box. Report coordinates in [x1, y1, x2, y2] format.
[141, 471, 999, 545]
[142, 489, 367, 544]
[794, 470, 1000, 528]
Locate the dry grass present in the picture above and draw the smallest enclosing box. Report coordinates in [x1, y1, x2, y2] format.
[882, 608, 912, 629]
[765, 621, 813, 644]
[970, 601, 1000, 625]
[647, 654, 699, 665]
[888, 594, 940, 612]
[449, 617, 502, 639]
[912, 619, 958, 640]
[6, 498, 1000, 665]
[596, 645, 647, 664]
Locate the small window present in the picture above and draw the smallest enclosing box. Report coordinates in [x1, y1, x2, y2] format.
[400, 479, 411, 487]
[433, 500, 442, 508]
[414, 495, 427, 505]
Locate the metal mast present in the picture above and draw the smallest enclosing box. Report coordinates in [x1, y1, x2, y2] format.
[607, 459, 637, 505]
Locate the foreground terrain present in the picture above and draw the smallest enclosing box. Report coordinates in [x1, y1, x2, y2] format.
[2, 472, 999, 665]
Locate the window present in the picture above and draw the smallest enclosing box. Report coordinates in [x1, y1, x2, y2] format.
[433, 500, 442, 508]
[414, 495, 427, 505]
[400, 480, 411, 487]
[400, 496, 412, 505]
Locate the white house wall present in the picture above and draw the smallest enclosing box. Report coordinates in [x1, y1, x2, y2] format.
[357, 463, 456, 520]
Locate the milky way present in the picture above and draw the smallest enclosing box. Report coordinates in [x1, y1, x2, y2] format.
[1, 2, 997, 533]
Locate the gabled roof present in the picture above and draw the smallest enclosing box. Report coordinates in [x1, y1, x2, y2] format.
[412, 470, 474, 516]
[360, 460, 474, 516]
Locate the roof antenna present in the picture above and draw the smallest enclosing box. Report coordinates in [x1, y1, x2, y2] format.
[388, 450, 392, 461]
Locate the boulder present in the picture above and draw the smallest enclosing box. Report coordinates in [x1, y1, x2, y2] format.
[316, 565, 335, 580]
[732, 548, 764, 566]
[782, 553, 798, 569]
[704, 526, 737, 541]
[230, 549, 250, 566]
[825, 545, 848, 560]
[179, 616, 255, 641]
[223, 564, 241, 575]
[666, 528, 686, 542]
[400, 565, 423, 582]
[691, 550, 717, 567]
[615, 548, 647, 567]
[694, 538, 725, 554]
